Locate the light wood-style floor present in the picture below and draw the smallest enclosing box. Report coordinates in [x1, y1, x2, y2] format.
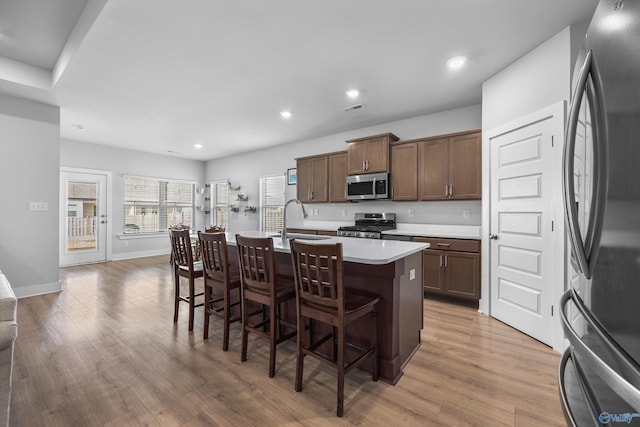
[10, 256, 566, 426]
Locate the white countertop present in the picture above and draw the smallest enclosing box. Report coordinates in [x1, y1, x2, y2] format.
[287, 221, 482, 240]
[225, 231, 429, 265]
[383, 224, 482, 240]
[285, 220, 352, 232]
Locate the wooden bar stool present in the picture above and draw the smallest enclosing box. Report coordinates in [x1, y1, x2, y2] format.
[198, 231, 241, 350]
[236, 235, 297, 378]
[169, 228, 204, 331]
[290, 240, 379, 417]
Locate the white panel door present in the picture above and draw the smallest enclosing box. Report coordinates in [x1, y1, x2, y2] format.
[60, 170, 109, 266]
[490, 116, 556, 345]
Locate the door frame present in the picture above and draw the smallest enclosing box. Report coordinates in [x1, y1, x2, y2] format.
[59, 166, 113, 266]
[481, 101, 567, 352]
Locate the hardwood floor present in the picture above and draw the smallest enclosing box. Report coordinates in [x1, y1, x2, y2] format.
[11, 256, 567, 426]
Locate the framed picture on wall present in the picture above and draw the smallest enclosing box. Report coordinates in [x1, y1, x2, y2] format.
[287, 168, 297, 185]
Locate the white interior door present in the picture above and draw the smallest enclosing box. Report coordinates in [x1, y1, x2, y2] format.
[489, 113, 559, 346]
[60, 169, 110, 266]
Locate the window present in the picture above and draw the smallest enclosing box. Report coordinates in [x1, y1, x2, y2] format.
[124, 176, 194, 233]
[259, 175, 285, 232]
[211, 180, 229, 229]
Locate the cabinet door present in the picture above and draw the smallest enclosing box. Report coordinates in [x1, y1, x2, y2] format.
[449, 132, 481, 200]
[364, 136, 389, 173]
[347, 141, 368, 175]
[444, 251, 480, 300]
[309, 155, 328, 202]
[419, 138, 449, 200]
[296, 157, 313, 202]
[328, 152, 347, 202]
[423, 249, 444, 293]
[390, 143, 418, 200]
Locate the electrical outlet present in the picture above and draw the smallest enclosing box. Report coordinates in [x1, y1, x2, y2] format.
[341, 209, 348, 217]
[463, 209, 471, 219]
[29, 202, 48, 211]
[408, 209, 415, 217]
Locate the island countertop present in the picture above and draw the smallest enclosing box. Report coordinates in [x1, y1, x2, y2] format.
[223, 231, 429, 265]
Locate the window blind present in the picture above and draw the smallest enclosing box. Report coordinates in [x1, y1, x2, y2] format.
[124, 176, 194, 233]
[259, 175, 285, 232]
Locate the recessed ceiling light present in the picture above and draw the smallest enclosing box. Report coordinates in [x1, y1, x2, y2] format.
[194, 144, 203, 149]
[280, 110, 292, 119]
[446, 56, 468, 70]
[346, 89, 360, 98]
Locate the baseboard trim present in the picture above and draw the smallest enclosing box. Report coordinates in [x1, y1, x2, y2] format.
[14, 280, 62, 299]
[111, 248, 170, 261]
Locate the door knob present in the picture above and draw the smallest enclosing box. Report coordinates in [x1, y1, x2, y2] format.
[489, 234, 498, 240]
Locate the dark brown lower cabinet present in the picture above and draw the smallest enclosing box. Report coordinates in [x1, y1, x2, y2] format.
[415, 237, 480, 301]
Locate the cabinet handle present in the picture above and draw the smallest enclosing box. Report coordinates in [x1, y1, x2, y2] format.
[308, 191, 312, 200]
[363, 160, 366, 171]
[448, 185, 453, 198]
[436, 243, 450, 247]
[444, 185, 449, 197]
[439, 255, 443, 267]
[391, 187, 394, 198]
[444, 255, 448, 268]
[310, 191, 314, 200]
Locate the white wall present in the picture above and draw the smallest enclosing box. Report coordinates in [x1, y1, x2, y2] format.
[480, 24, 587, 349]
[0, 94, 61, 297]
[482, 28, 573, 131]
[60, 139, 207, 259]
[206, 104, 482, 231]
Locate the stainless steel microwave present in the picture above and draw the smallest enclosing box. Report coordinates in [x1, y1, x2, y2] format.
[346, 172, 389, 200]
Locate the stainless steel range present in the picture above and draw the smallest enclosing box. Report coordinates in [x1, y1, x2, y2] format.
[337, 213, 396, 239]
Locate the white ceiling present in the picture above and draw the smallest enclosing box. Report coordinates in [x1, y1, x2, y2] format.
[0, 0, 598, 161]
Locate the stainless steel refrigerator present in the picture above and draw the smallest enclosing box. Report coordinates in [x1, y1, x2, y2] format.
[560, 0, 640, 425]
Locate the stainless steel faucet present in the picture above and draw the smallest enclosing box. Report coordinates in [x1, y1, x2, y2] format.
[281, 199, 308, 239]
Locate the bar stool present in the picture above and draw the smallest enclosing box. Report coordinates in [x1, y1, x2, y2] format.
[169, 228, 204, 331]
[290, 240, 379, 417]
[198, 231, 241, 350]
[235, 235, 297, 378]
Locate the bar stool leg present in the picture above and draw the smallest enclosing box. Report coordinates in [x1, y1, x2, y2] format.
[203, 285, 211, 339]
[268, 302, 277, 378]
[337, 326, 345, 417]
[372, 307, 378, 382]
[173, 273, 180, 323]
[295, 316, 305, 392]
[241, 297, 249, 362]
[222, 287, 231, 351]
[188, 277, 195, 331]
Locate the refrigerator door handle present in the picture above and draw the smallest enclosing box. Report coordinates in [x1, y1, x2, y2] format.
[584, 51, 609, 279]
[563, 50, 609, 279]
[560, 289, 640, 410]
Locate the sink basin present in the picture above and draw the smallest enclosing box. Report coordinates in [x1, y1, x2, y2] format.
[269, 233, 332, 241]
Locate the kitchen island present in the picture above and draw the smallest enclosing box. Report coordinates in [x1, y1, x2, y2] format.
[223, 231, 429, 384]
